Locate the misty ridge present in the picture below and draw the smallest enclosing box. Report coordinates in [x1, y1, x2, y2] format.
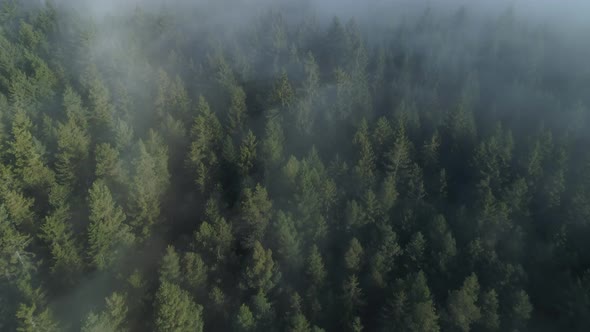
[1, 0, 590, 331]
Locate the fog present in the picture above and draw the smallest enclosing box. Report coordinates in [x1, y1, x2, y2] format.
[2, 0, 590, 331]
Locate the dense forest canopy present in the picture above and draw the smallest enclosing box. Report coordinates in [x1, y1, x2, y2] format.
[1, 0, 590, 331]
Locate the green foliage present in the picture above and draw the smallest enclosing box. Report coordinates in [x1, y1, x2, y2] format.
[81, 292, 128, 332]
[154, 281, 204, 332]
[0, 3, 586, 331]
[269, 70, 294, 108]
[159, 245, 181, 284]
[240, 184, 272, 248]
[243, 241, 280, 294]
[478, 289, 500, 331]
[238, 130, 258, 176]
[128, 134, 170, 238]
[187, 96, 222, 192]
[87, 180, 134, 271]
[227, 86, 248, 135]
[342, 274, 365, 319]
[10, 108, 54, 189]
[427, 215, 457, 273]
[445, 273, 481, 332]
[83, 67, 115, 135]
[0, 205, 34, 280]
[262, 110, 285, 168]
[40, 204, 82, 283]
[305, 245, 327, 287]
[370, 223, 402, 288]
[287, 293, 311, 332]
[509, 290, 532, 330]
[15, 303, 59, 332]
[383, 272, 440, 332]
[235, 304, 256, 332]
[353, 119, 376, 188]
[194, 216, 233, 266]
[182, 252, 207, 291]
[405, 232, 426, 270]
[95, 143, 126, 184]
[344, 238, 364, 272]
[271, 211, 302, 272]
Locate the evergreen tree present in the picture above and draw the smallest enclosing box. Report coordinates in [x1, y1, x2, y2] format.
[227, 85, 248, 136]
[81, 292, 128, 332]
[55, 88, 90, 186]
[15, 303, 59, 332]
[352, 119, 376, 188]
[194, 216, 233, 267]
[243, 241, 280, 294]
[87, 180, 134, 271]
[238, 130, 258, 176]
[154, 281, 204, 332]
[445, 273, 481, 332]
[159, 245, 181, 284]
[128, 134, 170, 238]
[344, 238, 364, 273]
[234, 304, 256, 332]
[478, 289, 500, 331]
[39, 203, 82, 284]
[186, 96, 222, 192]
[10, 108, 54, 189]
[239, 184, 272, 248]
[262, 109, 285, 168]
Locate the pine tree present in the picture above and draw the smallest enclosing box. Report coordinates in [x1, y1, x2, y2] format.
[445, 273, 481, 332]
[406, 272, 440, 332]
[159, 245, 181, 284]
[10, 108, 54, 189]
[427, 215, 457, 273]
[238, 130, 258, 176]
[386, 121, 411, 183]
[405, 232, 426, 270]
[269, 70, 294, 109]
[182, 252, 208, 291]
[306, 245, 327, 288]
[294, 52, 320, 134]
[509, 290, 532, 331]
[87, 180, 134, 271]
[186, 96, 222, 192]
[235, 304, 256, 332]
[0, 205, 34, 281]
[478, 289, 500, 331]
[194, 217, 233, 267]
[287, 293, 311, 332]
[95, 143, 127, 185]
[352, 119, 376, 188]
[240, 184, 272, 248]
[342, 275, 364, 319]
[261, 109, 285, 168]
[55, 88, 90, 186]
[227, 85, 248, 136]
[128, 133, 170, 238]
[15, 303, 59, 332]
[81, 292, 128, 332]
[243, 241, 280, 294]
[39, 203, 82, 284]
[345, 238, 364, 273]
[271, 211, 302, 273]
[154, 281, 204, 332]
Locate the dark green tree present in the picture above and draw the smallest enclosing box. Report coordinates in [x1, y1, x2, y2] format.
[154, 281, 204, 332]
[87, 180, 134, 271]
[445, 273, 481, 332]
[239, 184, 272, 248]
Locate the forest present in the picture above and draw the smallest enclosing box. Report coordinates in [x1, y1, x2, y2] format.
[1, 0, 590, 331]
